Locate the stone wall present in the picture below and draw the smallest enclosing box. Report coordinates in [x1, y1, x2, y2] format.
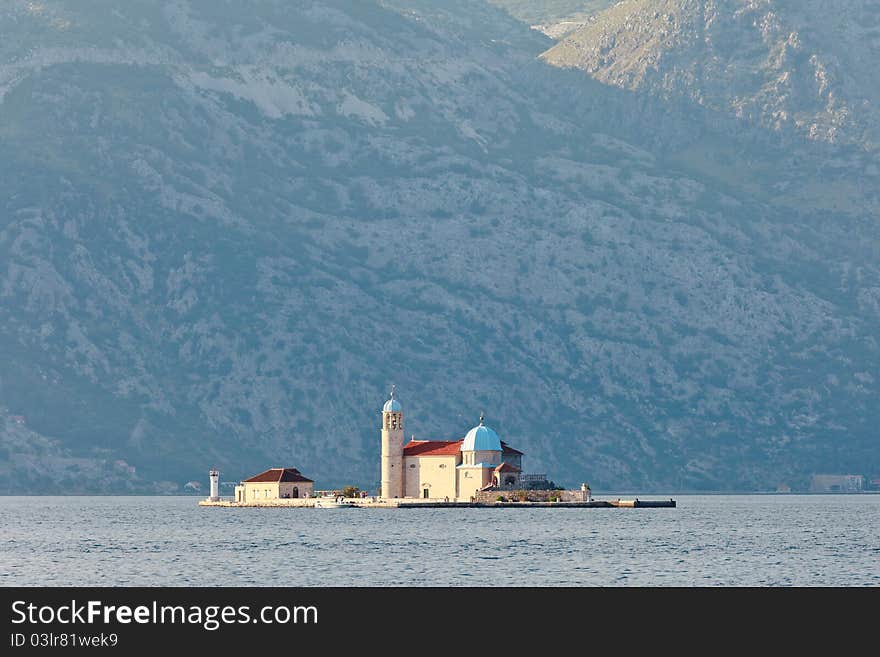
[474, 489, 589, 503]
[200, 498, 315, 507]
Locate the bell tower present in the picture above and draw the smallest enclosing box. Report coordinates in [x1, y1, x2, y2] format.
[380, 385, 404, 499]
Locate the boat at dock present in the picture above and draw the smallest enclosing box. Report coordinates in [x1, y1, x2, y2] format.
[314, 496, 359, 509]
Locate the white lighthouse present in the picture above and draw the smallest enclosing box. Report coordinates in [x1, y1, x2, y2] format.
[209, 467, 220, 502]
[581, 482, 592, 502]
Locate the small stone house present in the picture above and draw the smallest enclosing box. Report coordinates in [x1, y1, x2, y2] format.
[235, 467, 314, 502]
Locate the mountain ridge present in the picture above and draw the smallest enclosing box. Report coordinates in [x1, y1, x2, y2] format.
[0, 0, 877, 494]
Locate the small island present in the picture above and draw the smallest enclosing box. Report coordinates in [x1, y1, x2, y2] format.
[200, 387, 675, 509]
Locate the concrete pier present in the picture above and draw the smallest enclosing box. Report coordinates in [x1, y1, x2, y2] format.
[199, 498, 676, 509]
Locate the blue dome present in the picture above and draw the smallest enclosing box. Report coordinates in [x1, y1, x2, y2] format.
[383, 398, 402, 412]
[461, 420, 501, 452]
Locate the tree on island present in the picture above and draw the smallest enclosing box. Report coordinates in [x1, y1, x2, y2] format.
[341, 485, 360, 498]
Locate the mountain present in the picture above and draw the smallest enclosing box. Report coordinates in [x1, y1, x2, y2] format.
[488, 0, 616, 38]
[1, 0, 878, 494]
[488, 1, 616, 24]
[543, 0, 880, 149]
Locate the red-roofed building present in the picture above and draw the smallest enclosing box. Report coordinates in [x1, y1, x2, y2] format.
[403, 439, 464, 457]
[382, 387, 528, 500]
[501, 442, 523, 455]
[235, 467, 314, 502]
[494, 462, 522, 488]
[501, 442, 523, 470]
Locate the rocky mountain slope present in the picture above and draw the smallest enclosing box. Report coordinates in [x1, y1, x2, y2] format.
[489, 1, 616, 30]
[489, 0, 620, 41]
[1, 0, 878, 493]
[542, 0, 880, 150]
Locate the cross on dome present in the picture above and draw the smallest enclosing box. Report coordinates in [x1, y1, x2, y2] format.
[462, 414, 501, 452]
[383, 384, 402, 412]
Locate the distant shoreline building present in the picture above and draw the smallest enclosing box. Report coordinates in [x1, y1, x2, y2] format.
[809, 474, 866, 493]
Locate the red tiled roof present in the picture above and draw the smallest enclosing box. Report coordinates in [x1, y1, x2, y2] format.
[501, 442, 523, 456]
[402, 439, 523, 457]
[495, 462, 521, 473]
[403, 440, 463, 456]
[243, 467, 313, 483]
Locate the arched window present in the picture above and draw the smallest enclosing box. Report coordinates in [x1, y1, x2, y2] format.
[293, 487, 299, 498]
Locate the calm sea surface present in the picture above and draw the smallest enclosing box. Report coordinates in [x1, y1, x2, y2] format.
[1, 495, 877, 586]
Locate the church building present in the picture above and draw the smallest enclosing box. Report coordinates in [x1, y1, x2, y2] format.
[380, 387, 525, 501]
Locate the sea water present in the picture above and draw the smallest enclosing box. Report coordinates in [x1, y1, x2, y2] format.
[1, 494, 877, 586]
